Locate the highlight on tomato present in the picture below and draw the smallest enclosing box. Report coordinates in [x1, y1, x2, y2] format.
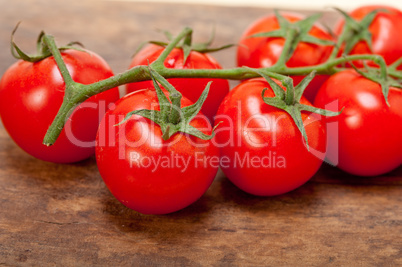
[96, 67, 219, 214]
[314, 69, 402, 177]
[237, 11, 334, 102]
[214, 72, 336, 196]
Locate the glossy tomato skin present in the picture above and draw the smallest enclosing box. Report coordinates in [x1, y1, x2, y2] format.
[126, 44, 230, 123]
[214, 78, 327, 196]
[237, 12, 334, 102]
[314, 70, 402, 176]
[335, 5, 402, 65]
[0, 49, 120, 163]
[96, 89, 219, 214]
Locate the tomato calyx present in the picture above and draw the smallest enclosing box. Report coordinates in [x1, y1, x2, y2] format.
[118, 66, 216, 141]
[11, 22, 84, 63]
[135, 28, 234, 64]
[349, 60, 402, 103]
[334, 7, 384, 57]
[387, 57, 402, 81]
[249, 68, 341, 148]
[247, 10, 334, 67]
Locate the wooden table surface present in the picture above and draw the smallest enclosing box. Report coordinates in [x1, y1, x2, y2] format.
[0, 0, 401, 265]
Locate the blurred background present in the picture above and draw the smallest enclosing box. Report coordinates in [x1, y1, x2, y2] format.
[1, 0, 401, 77]
[111, 0, 402, 10]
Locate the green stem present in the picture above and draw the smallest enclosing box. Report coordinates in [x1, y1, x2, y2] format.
[42, 35, 79, 146]
[328, 25, 348, 60]
[389, 57, 402, 72]
[272, 27, 297, 68]
[152, 27, 192, 67]
[41, 27, 388, 146]
[42, 35, 74, 86]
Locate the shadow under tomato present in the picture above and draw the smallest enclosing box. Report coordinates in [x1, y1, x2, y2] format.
[216, 173, 321, 215]
[217, 162, 402, 214]
[315, 162, 402, 186]
[0, 131, 98, 182]
[100, 184, 216, 241]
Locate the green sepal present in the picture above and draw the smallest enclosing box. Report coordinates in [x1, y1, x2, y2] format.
[117, 66, 216, 141]
[148, 66, 183, 123]
[300, 104, 344, 117]
[335, 8, 386, 56]
[248, 28, 287, 39]
[11, 22, 85, 63]
[293, 13, 334, 43]
[387, 57, 402, 81]
[191, 43, 235, 53]
[140, 27, 234, 64]
[256, 70, 342, 149]
[261, 90, 287, 109]
[117, 109, 163, 127]
[274, 9, 289, 28]
[182, 81, 212, 122]
[247, 10, 334, 63]
[293, 70, 316, 103]
[286, 105, 308, 147]
[246, 67, 287, 99]
[148, 40, 235, 54]
[350, 61, 402, 104]
[300, 34, 335, 46]
[180, 124, 216, 140]
[181, 29, 193, 65]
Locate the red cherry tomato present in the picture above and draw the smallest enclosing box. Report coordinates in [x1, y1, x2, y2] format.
[314, 70, 402, 176]
[126, 44, 230, 123]
[0, 49, 120, 163]
[96, 89, 219, 214]
[237, 12, 334, 102]
[214, 78, 327, 196]
[335, 5, 402, 65]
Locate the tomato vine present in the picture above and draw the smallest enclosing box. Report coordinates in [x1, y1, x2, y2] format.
[8, 10, 399, 146]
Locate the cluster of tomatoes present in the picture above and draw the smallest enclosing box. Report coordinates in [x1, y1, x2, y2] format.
[0, 5, 401, 214]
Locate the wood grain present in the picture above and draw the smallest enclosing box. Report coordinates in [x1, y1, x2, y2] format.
[0, 0, 401, 265]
